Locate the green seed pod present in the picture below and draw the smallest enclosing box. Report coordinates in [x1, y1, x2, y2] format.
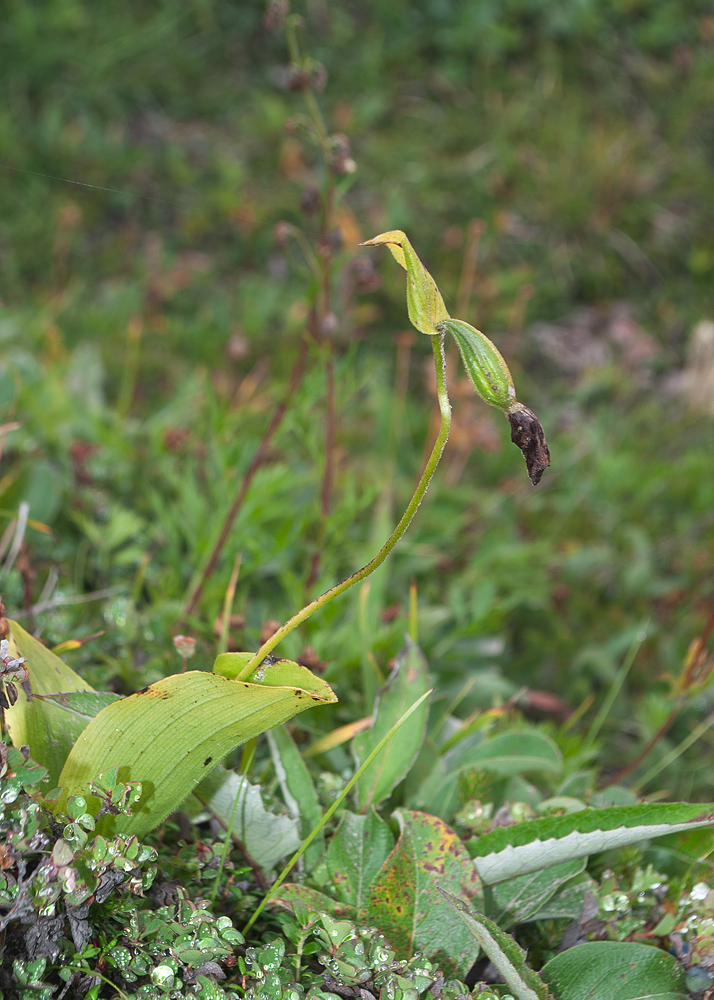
[438, 318, 514, 411]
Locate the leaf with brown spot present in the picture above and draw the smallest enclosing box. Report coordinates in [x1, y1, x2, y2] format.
[267, 883, 356, 919]
[55, 660, 336, 839]
[367, 809, 483, 977]
[367, 826, 417, 957]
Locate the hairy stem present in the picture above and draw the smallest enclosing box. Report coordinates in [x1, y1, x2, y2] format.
[236, 333, 451, 680]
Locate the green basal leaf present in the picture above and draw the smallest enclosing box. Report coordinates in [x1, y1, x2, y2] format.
[444, 729, 562, 779]
[56, 660, 336, 838]
[352, 638, 429, 811]
[439, 890, 550, 1000]
[267, 724, 324, 868]
[360, 230, 449, 335]
[438, 318, 515, 411]
[414, 729, 561, 817]
[326, 810, 395, 912]
[470, 802, 714, 884]
[527, 871, 597, 922]
[5, 620, 97, 786]
[212, 652, 254, 679]
[541, 941, 686, 1000]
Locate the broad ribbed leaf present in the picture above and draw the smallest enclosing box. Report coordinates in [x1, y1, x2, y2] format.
[57, 659, 336, 838]
[542, 942, 686, 1000]
[352, 639, 429, 811]
[5, 620, 96, 785]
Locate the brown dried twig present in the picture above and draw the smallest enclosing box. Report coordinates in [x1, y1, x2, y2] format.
[183, 332, 310, 620]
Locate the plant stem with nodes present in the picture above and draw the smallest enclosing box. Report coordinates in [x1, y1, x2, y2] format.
[235, 332, 451, 680]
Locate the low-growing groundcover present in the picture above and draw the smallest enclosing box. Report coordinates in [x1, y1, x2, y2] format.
[2, 1, 714, 998]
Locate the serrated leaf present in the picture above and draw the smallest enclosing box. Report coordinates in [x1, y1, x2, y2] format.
[541, 941, 686, 1000]
[438, 318, 514, 411]
[267, 724, 324, 869]
[326, 810, 395, 911]
[470, 802, 714, 884]
[5, 619, 96, 785]
[490, 858, 586, 928]
[192, 765, 301, 872]
[56, 659, 336, 838]
[360, 231, 449, 335]
[368, 810, 483, 978]
[439, 890, 550, 1000]
[352, 638, 429, 811]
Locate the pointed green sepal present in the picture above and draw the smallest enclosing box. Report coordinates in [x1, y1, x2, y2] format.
[360, 230, 449, 335]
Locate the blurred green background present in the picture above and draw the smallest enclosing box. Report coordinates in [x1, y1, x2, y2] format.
[1, 0, 713, 796]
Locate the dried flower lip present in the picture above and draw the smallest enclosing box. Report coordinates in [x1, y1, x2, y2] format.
[506, 403, 551, 486]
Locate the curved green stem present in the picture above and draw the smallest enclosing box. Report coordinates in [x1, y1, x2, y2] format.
[236, 333, 451, 680]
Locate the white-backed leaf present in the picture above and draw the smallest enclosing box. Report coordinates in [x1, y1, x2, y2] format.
[193, 765, 301, 872]
[471, 803, 714, 884]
